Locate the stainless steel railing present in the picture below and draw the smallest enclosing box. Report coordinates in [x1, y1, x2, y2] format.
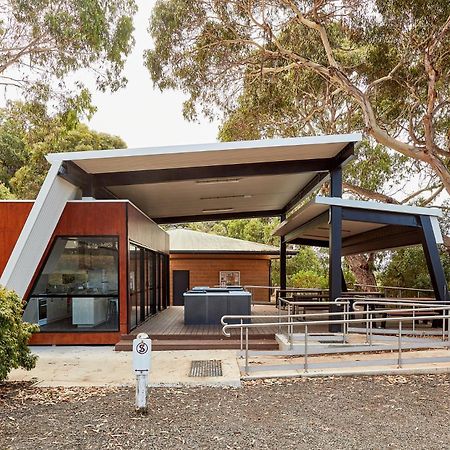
[353, 283, 434, 298]
[221, 299, 450, 375]
[277, 298, 351, 349]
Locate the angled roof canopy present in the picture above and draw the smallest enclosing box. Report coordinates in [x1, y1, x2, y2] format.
[49, 133, 361, 223]
[273, 196, 443, 255]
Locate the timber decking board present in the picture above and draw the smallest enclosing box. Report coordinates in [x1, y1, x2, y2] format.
[131, 305, 281, 337]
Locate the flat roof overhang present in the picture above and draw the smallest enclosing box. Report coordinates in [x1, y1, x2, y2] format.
[273, 197, 444, 255]
[49, 134, 361, 223]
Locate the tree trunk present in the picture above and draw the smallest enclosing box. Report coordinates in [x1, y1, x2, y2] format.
[345, 254, 377, 291]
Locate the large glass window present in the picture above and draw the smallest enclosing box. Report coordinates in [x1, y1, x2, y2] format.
[24, 236, 119, 332]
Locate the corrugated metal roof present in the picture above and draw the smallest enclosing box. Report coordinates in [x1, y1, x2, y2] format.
[168, 228, 279, 254]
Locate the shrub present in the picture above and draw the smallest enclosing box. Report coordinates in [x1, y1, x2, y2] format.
[0, 286, 38, 381]
[290, 270, 328, 289]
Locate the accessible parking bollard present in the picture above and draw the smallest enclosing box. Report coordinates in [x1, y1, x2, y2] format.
[133, 332, 152, 415]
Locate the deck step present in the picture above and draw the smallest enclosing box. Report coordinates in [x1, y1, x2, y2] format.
[119, 333, 276, 341]
[115, 338, 278, 352]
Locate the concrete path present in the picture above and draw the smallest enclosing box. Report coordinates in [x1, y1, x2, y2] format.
[239, 348, 450, 379]
[8, 344, 450, 387]
[8, 347, 241, 388]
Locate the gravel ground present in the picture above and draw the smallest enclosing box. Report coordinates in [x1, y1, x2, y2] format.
[1, 374, 450, 450]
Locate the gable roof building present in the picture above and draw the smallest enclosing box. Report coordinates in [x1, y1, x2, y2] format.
[168, 228, 280, 254]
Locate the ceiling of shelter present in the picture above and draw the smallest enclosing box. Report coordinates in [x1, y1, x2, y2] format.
[109, 172, 315, 220]
[273, 196, 438, 255]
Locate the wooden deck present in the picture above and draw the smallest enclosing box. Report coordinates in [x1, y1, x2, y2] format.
[115, 304, 284, 350]
[131, 304, 280, 338]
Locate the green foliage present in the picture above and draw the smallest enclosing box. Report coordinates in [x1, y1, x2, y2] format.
[182, 217, 280, 246]
[345, 141, 410, 194]
[379, 247, 450, 290]
[0, 100, 126, 199]
[0, 183, 14, 199]
[290, 271, 328, 289]
[0, 286, 38, 381]
[1, 0, 137, 95]
[271, 247, 328, 287]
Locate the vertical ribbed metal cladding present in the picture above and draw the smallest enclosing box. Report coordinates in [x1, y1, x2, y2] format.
[189, 360, 223, 377]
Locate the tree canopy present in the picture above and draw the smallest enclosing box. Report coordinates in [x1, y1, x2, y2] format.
[146, 0, 450, 196]
[0, 99, 126, 199]
[0, 0, 137, 99]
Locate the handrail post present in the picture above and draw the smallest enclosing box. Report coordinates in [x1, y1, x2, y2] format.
[365, 304, 369, 344]
[304, 324, 308, 373]
[346, 302, 349, 337]
[288, 303, 292, 349]
[342, 302, 347, 344]
[278, 299, 281, 334]
[240, 318, 243, 356]
[447, 308, 450, 349]
[412, 305, 415, 332]
[369, 311, 373, 346]
[442, 309, 446, 342]
[397, 321, 402, 369]
[245, 327, 249, 375]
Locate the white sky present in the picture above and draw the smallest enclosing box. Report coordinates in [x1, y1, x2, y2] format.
[86, 0, 220, 148]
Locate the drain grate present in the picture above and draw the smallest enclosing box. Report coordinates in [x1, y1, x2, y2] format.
[189, 360, 223, 377]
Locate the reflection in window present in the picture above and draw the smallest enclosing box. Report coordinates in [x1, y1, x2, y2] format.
[128, 243, 169, 330]
[24, 237, 119, 332]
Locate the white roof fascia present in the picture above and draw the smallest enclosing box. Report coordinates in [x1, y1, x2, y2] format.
[315, 196, 443, 218]
[430, 216, 444, 244]
[0, 162, 79, 297]
[45, 133, 362, 164]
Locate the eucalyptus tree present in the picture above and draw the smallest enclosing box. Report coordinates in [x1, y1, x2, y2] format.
[146, 0, 450, 197]
[0, 0, 137, 99]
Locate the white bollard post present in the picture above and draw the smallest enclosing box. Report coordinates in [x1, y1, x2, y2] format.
[132, 332, 152, 415]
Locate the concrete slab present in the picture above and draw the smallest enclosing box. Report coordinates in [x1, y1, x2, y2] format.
[7, 346, 241, 388]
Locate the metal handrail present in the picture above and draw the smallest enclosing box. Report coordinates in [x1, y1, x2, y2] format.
[221, 301, 351, 354]
[354, 283, 434, 298]
[350, 298, 449, 335]
[221, 300, 450, 375]
[277, 297, 350, 345]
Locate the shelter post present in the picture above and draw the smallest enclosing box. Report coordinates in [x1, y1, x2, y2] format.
[329, 166, 343, 332]
[420, 215, 449, 302]
[280, 212, 287, 299]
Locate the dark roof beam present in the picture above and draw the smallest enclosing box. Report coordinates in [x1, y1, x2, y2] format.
[58, 161, 117, 199]
[154, 209, 282, 224]
[92, 158, 339, 188]
[341, 208, 421, 228]
[282, 142, 354, 215]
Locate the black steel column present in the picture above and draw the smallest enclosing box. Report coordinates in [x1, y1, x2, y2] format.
[329, 167, 343, 331]
[280, 213, 287, 300]
[420, 215, 449, 302]
[341, 268, 348, 293]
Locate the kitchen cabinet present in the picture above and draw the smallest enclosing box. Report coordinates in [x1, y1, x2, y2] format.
[72, 297, 109, 327]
